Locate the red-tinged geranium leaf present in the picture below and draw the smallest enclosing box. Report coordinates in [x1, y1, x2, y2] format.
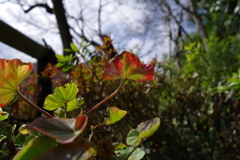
[102, 51, 154, 81]
[0, 59, 33, 107]
[28, 116, 88, 144]
[75, 115, 88, 130]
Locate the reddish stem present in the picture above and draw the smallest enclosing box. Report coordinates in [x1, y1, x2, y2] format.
[17, 90, 53, 118]
[85, 79, 124, 115]
[94, 123, 106, 129]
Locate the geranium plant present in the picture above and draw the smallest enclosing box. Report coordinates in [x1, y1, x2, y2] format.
[0, 51, 160, 160]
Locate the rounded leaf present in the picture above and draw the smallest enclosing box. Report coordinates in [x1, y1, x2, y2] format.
[115, 147, 145, 160]
[19, 124, 30, 135]
[126, 117, 160, 147]
[126, 129, 140, 147]
[0, 59, 33, 107]
[44, 81, 79, 111]
[105, 107, 127, 125]
[102, 51, 154, 81]
[28, 116, 88, 144]
[137, 117, 160, 140]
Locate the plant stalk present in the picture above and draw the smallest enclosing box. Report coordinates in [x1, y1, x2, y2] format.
[17, 90, 53, 118]
[85, 79, 124, 115]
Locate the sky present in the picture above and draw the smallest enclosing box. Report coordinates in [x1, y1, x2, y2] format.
[0, 0, 178, 63]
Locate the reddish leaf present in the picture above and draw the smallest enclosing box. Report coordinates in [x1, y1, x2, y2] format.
[28, 116, 88, 144]
[0, 59, 33, 107]
[75, 115, 88, 130]
[102, 51, 154, 81]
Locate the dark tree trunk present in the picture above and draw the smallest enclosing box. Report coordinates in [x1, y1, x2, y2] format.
[52, 0, 73, 55]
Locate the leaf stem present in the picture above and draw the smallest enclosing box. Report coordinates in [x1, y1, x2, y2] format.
[94, 122, 106, 129]
[85, 79, 124, 115]
[17, 90, 53, 118]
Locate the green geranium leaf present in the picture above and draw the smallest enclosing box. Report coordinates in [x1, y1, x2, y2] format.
[44, 81, 79, 111]
[113, 142, 127, 150]
[127, 117, 160, 147]
[28, 115, 88, 144]
[67, 97, 85, 111]
[105, 107, 127, 125]
[0, 59, 33, 107]
[115, 147, 145, 160]
[126, 129, 140, 147]
[13, 135, 56, 160]
[137, 117, 160, 140]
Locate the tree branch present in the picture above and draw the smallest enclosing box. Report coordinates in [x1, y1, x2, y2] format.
[174, 0, 208, 40]
[98, 0, 102, 35]
[24, 3, 53, 14]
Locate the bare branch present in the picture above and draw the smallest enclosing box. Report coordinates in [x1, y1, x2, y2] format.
[69, 25, 101, 47]
[163, 2, 193, 42]
[98, 0, 102, 35]
[174, 0, 208, 40]
[24, 3, 53, 14]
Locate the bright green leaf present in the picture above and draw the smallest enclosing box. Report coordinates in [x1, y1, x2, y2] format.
[67, 97, 84, 111]
[0, 108, 8, 121]
[44, 81, 79, 111]
[0, 59, 33, 107]
[70, 43, 79, 52]
[13, 135, 56, 160]
[105, 107, 127, 125]
[63, 48, 73, 52]
[55, 54, 65, 61]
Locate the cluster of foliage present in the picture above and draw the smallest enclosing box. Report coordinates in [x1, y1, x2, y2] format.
[1, 32, 240, 160]
[0, 51, 160, 160]
[152, 32, 240, 159]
